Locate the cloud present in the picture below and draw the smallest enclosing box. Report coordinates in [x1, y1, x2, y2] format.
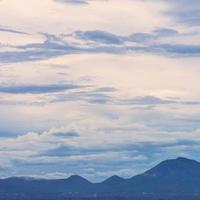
[0, 94, 199, 179]
[129, 27, 178, 43]
[0, 83, 82, 94]
[34, 172, 72, 179]
[42, 145, 76, 157]
[52, 130, 79, 137]
[0, 27, 27, 35]
[119, 96, 174, 105]
[129, 33, 156, 43]
[166, 0, 200, 26]
[149, 44, 200, 57]
[52, 90, 200, 107]
[55, 0, 88, 5]
[0, 0, 200, 182]
[153, 28, 178, 37]
[75, 30, 123, 44]
[0, 25, 199, 65]
[1, 27, 199, 64]
[2, 125, 200, 181]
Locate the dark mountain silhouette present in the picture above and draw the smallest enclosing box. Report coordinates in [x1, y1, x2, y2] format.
[1, 157, 200, 199]
[101, 175, 126, 185]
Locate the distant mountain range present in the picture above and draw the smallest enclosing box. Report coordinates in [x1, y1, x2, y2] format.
[1, 157, 200, 199]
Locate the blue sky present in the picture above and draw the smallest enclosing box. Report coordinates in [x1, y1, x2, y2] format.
[0, 0, 200, 182]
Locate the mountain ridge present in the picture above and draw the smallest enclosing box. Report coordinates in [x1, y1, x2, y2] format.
[1, 157, 200, 199]
[3, 157, 196, 182]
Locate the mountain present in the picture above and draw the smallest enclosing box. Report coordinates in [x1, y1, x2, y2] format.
[101, 175, 126, 185]
[1, 157, 200, 199]
[121, 157, 200, 197]
[145, 157, 200, 177]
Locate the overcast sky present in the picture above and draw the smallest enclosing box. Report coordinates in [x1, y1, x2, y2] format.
[0, 0, 200, 182]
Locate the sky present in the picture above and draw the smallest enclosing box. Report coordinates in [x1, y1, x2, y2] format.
[0, 0, 200, 182]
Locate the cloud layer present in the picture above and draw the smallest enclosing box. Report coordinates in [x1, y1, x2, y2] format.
[0, 0, 200, 181]
[1, 27, 200, 64]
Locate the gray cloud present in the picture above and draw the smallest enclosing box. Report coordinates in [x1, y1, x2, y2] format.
[129, 33, 156, 43]
[148, 44, 200, 56]
[0, 83, 82, 94]
[153, 28, 178, 37]
[0, 27, 27, 35]
[129, 28, 178, 43]
[1, 28, 200, 63]
[75, 30, 123, 44]
[55, 0, 88, 5]
[53, 130, 79, 137]
[52, 90, 194, 107]
[119, 96, 174, 105]
[167, 0, 200, 26]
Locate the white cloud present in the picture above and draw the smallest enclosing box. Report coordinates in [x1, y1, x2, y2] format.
[0, 0, 170, 34]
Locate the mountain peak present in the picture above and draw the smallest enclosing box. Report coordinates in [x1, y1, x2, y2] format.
[102, 175, 125, 184]
[176, 157, 193, 161]
[66, 175, 92, 184]
[68, 175, 83, 179]
[144, 157, 200, 177]
[170, 157, 199, 165]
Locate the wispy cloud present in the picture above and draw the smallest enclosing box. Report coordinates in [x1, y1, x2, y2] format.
[75, 30, 123, 44]
[55, 0, 89, 5]
[0, 83, 82, 94]
[1, 27, 200, 63]
[0, 27, 27, 35]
